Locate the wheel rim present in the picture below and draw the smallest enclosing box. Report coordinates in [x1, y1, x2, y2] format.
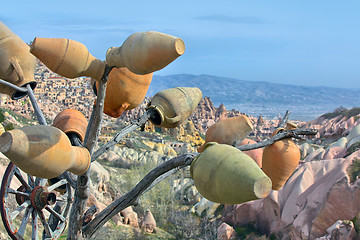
[0, 162, 73, 240]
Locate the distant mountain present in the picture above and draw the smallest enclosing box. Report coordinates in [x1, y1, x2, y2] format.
[148, 74, 360, 121]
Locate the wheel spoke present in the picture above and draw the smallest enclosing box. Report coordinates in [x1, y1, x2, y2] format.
[9, 200, 30, 220]
[38, 210, 52, 237]
[45, 206, 66, 222]
[8, 188, 30, 198]
[14, 168, 32, 191]
[47, 179, 68, 192]
[32, 209, 39, 240]
[35, 177, 47, 187]
[28, 175, 35, 189]
[17, 206, 32, 238]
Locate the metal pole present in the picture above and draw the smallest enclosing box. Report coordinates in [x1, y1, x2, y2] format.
[0, 79, 28, 93]
[26, 84, 47, 126]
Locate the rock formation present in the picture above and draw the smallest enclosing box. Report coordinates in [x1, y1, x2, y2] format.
[221, 150, 360, 239]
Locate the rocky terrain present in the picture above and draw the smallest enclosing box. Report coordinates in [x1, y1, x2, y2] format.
[1, 72, 360, 239]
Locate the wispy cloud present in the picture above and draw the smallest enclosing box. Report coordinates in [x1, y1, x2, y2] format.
[194, 14, 267, 24]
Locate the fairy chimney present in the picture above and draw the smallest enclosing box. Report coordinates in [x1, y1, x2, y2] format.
[141, 209, 157, 234]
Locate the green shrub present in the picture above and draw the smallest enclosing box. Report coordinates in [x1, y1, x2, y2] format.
[347, 158, 360, 182]
[0, 109, 5, 123]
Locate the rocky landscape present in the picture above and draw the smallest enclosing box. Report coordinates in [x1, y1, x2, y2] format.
[1, 98, 360, 239]
[1, 63, 360, 239]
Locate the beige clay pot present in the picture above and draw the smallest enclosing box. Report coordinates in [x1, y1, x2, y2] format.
[197, 115, 253, 153]
[0, 21, 37, 99]
[30, 37, 105, 80]
[147, 87, 202, 128]
[191, 142, 272, 204]
[106, 31, 185, 75]
[0, 125, 90, 179]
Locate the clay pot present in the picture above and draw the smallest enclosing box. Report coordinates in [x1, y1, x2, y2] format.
[262, 128, 301, 190]
[0, 21, 37, 99]
[52, 109, 88, 142]
[237, 138, 263, 167]
[93, 67, 153, 118]
[0, 125, 90, 179]
[30, 38, 105, 80]
[106, 31, 185, 75]
[190, 142, 272, 204]
[147, 87, 202, 128]
[197, 115, 253, 153]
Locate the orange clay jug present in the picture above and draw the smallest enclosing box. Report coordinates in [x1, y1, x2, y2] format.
[30, 37, 106, 81]
[191, 142, 272, 204]
[93, 67, 153, 118]
[106, 31, 185, 75]
[197, 115, 253, 153]
[262, 126, 300, 190]
[0, 125, 90, 179]
[52, 109, 88, 141]
[147, 87, 202, 128]
[0, 21, 37, 99]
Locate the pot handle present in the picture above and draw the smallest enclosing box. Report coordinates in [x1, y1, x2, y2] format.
[10, 57, 25, 81]
[163, 115, 181, 124]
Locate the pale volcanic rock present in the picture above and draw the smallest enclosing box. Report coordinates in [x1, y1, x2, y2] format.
[316, 220, 357, 240]
[215, 103, 227, 121]
[322, 146, 346, 160]
[304, 148, 326, 162]
[217, 222, 236, 240]
[328, 137, 348, 149]
[141, 210, 157, 234]
[222, 150, 360, 239]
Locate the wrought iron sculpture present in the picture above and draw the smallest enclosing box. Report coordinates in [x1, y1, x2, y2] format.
[0, 21, 317, 239]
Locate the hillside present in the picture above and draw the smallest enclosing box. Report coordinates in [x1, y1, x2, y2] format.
[148, 74, 360, 120]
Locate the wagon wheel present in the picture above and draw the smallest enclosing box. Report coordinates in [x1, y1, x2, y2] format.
[0, 162, 73, 240]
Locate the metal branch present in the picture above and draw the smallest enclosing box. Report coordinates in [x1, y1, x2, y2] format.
[82, 153, 196, 238]
[237, 129, 317, 151]
[91, 109, 153, 161]
[0, 79, 28, 93]
[67, 65, 112, 239]
[277, 110, 290, 128]
[82, 127, 317, 238]
[27, 85, 47, 126]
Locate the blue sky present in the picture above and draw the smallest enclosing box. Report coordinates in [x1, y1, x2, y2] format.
[2, 1, 359, 88]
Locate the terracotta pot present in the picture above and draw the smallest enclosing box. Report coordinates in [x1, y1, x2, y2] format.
[190, 142, 272, 204]
[197, 115, 253, 153]
[0, 125, 90, 179]
[94, 67, 153, 118]
[262, 128, 301, 190]
[52, 109, 88, 142]
[30, 37, 105, 80]
[0, 21, 37, 99]
[237, 138, 263, 167]
[147, 87, 202, 128]
[106, 31, 185, 74]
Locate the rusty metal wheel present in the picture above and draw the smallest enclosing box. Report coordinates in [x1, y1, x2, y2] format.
[0, 162, 73, 240]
